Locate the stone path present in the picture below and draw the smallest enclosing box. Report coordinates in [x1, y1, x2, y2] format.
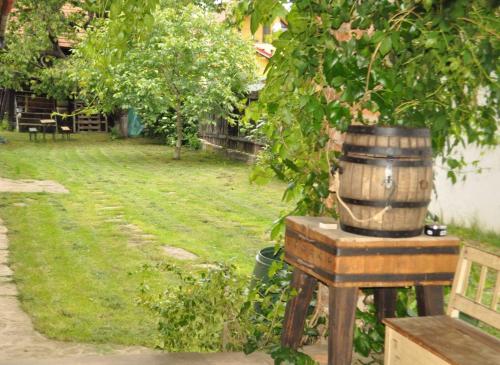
[89, 184, 198, 259]
[0, 180, 155, 361]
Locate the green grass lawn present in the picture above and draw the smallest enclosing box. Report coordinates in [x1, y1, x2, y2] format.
[0, 131, 290, 347]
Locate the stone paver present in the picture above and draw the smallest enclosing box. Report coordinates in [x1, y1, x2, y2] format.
[0, 265, 13, 277]
[0, 178, 69, 194]
[0, 345, 382, 365]
[0, 250, 8, 264]
[0, 280, 18, 296]
[162, 245, 198, 260]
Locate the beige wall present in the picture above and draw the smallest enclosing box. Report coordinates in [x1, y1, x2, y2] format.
[429, 146, 500, 233]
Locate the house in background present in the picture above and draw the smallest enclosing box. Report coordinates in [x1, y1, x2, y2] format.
[240, 16, 287, 74]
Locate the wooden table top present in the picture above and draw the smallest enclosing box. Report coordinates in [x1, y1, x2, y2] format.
[40, 119, 56, 124]
[286, 216, 459, 248]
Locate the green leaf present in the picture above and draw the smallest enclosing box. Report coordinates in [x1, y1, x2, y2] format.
[379, 36, 392, 56]
[423, 0, 434, 11]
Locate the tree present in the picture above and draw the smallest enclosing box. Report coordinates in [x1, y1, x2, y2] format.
[241, 0, 499, 228]
[72, 3, 255, 158]
[0, 0, 108, 91]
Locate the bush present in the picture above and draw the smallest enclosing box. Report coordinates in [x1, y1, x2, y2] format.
[138, 257, 416, 363]
[0, 118, 9, 131]
[138, 262, 250, 352]
[137, 256, 319, 363]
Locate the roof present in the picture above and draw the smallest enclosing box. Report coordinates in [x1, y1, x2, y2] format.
[254, 42, 275, 59]
[8, 2, 85, 48]
[57, 3, 86, 48]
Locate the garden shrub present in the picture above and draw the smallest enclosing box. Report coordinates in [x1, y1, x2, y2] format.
[138, 254, 405, 363]
[138, 262, 250, 352]
[137, 259, 304, 355]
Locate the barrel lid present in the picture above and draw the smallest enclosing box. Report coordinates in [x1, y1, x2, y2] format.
[347, 125, 430, 137]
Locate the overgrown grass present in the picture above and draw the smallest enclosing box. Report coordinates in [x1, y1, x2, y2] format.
[0, 131, 290, 347]
[448, 223, 500, 253]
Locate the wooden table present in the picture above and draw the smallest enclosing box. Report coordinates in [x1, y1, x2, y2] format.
[281, 216, 460, 365]
[40, 119, 57, 141]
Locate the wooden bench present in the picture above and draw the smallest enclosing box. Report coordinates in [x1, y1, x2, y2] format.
[384, 245, 500, 365]
[60, 126, 72, 140]
[28, 127, 38, 141]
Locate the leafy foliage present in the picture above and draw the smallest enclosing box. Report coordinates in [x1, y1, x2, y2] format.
[0, 0, 90, 90]
[138, 262, 250, 352]
[2, 1, 255, 156]
[137, 255, 320, 363]
[238, 0, 499, 360]
[143, 111, 200, 149]
[269, 346, 318, 365]
[69, 3, 255, 157]
[241, 0, 499, 228]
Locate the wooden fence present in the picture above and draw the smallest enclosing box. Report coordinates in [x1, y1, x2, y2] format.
[199, 117, 265, 159]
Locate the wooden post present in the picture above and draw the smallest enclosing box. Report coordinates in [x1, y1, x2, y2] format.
[416, 285, 445, 316]
[13, 92, 19, 132]
[280, 268, 317, 349]
[375, 288, 398, 321]
[328, 286, 358, 365]
[6, 89, 15, 129]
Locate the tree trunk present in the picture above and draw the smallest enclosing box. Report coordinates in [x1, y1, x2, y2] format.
[174, 108, 183, 160]
[116, 109, 128, 138]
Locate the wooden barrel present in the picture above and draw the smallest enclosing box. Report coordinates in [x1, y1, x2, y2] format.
[337, 125, 433, 238]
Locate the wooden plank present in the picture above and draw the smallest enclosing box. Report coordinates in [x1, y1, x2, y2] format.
[464, 246, 500, 270]
[284, 253, 454, 288]
[384, 327, 450, 365]
[374, 287, 397, 321]
[384, 316, 500, 365]
[447, 249, 469, 318]
[285, 232, 459, 277]
[475, 266, 488, 304]
[492, 271, 500, 310]
[453, 294, 500, 329]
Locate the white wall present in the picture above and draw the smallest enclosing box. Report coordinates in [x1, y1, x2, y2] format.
[429, 146, 500, 233]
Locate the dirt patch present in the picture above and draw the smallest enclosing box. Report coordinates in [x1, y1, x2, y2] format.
[162, 245, 198, 260]
[120, 224, 156, 248]
[0, 178, 69, 194]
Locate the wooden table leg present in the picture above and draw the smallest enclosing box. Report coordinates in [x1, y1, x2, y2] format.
[328, 286, 358, 365]
[416, 285, 444, 316]
[374, 287, 398, 321]
[281, 268, 317, 349]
